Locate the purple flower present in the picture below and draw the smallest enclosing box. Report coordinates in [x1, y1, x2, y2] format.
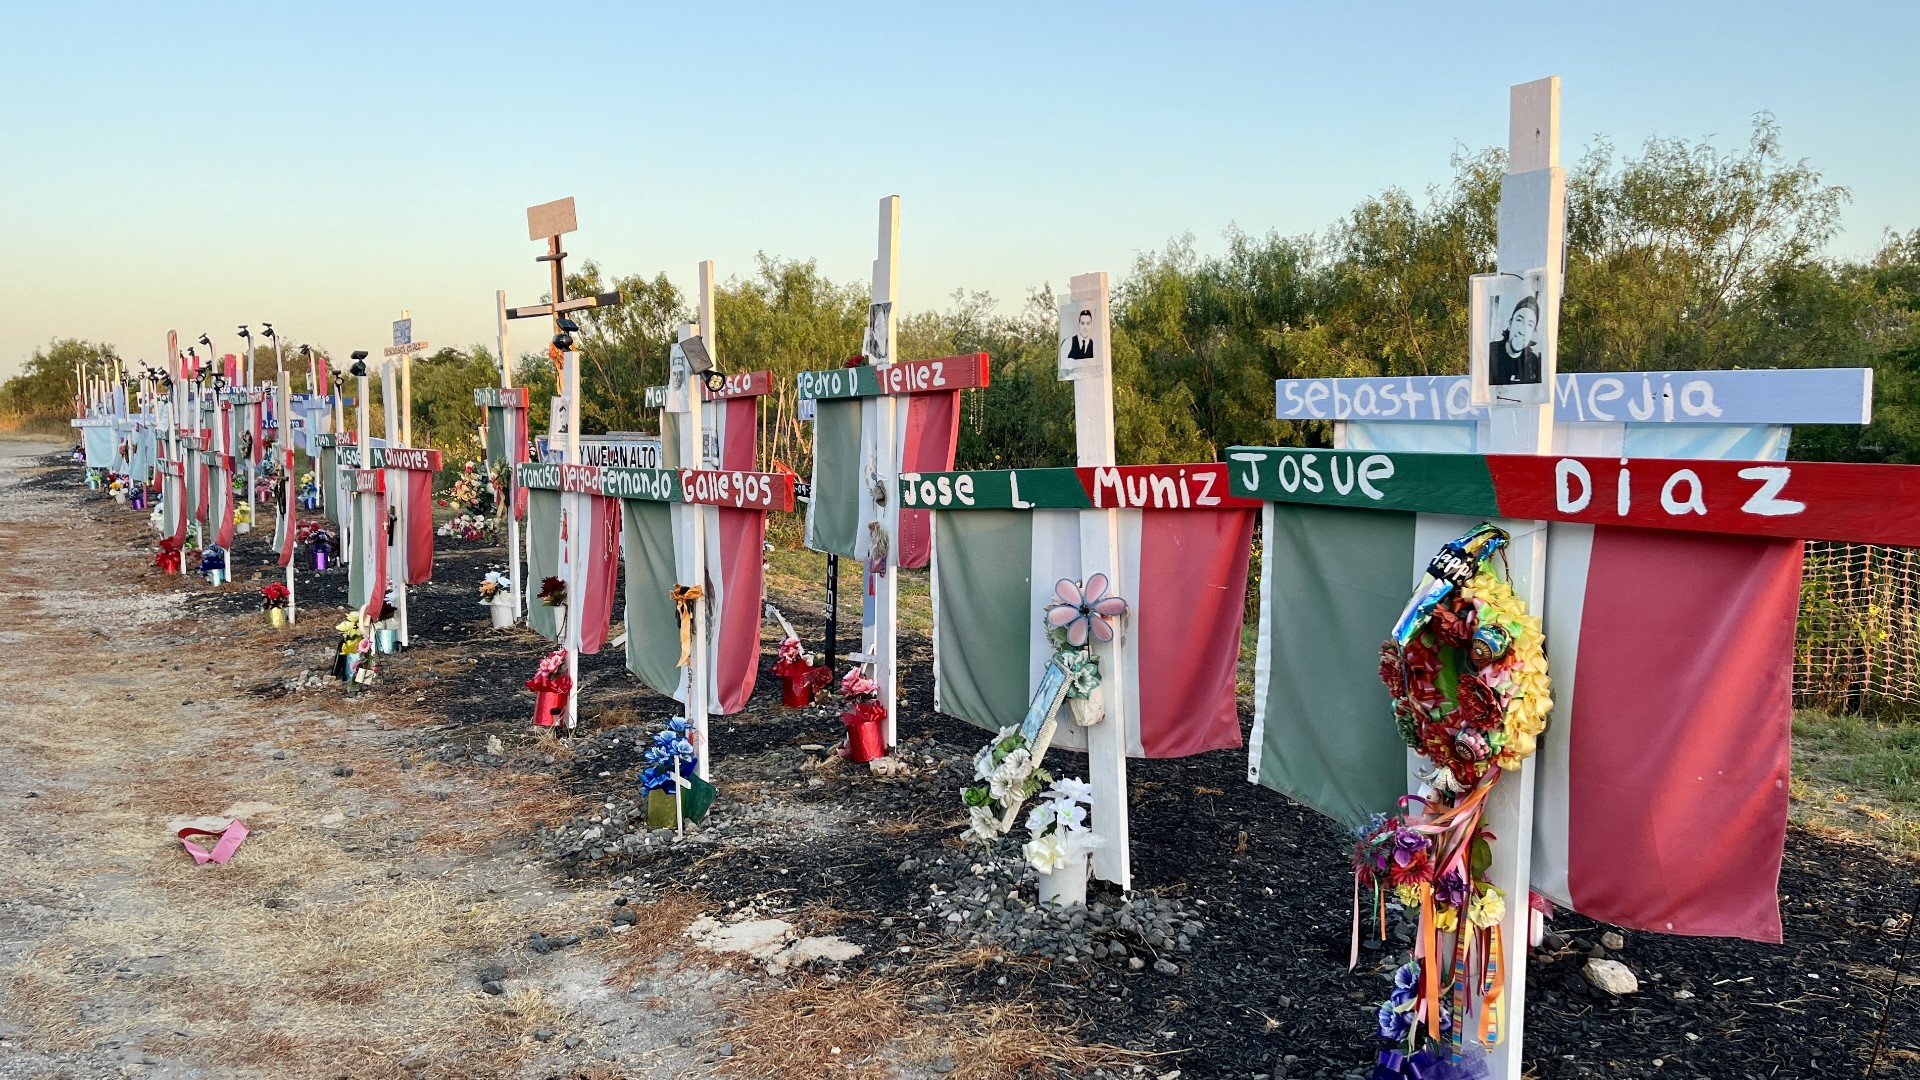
[1435, 869, 1469, 909]
[1376, 999, 1412, 1041]
[1392, 829, 1431, 867]
[1393, 961, 1421, 993]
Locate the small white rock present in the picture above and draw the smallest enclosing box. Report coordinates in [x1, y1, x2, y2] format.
[1584, 958, 1639, 995]
[1600, 931, 1625, 951]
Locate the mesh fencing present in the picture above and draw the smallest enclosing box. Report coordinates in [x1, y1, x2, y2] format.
[1795, 542, 1920, 711]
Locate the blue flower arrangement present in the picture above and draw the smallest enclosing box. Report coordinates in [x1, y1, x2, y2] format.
[641, 717, 698, 794]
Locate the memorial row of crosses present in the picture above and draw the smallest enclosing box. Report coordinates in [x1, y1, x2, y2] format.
[77, 76, 1920, 1079]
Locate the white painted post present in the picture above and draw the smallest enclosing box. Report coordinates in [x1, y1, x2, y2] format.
[1478, 75, 1563, 1080]
[864, 196, 902, 747]
[672, 311, 710, 772]
[242, 332, 256, 537]
[1065, 271, 1130, 889]
[691, 263, 715, 777]
[498, 289, 524, 622]
[166, 333, 183, 574]
[564, 346, 583, 730]
[334, 365, 350, 562]
[279, 368, 297, 626]
[357, 367, 372, 613]
[382, 360, 410, 647]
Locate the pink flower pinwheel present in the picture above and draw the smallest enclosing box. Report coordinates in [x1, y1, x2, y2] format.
[1045, 574, 1129, 647]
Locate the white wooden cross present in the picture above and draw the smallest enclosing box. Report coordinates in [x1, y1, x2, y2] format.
[1470, 75, 1562, 1080]
[492, 289, 526, 621]
[862, 197, 902, 744]
[668, 260, 718, 772]
[277, 367, 299, 625]
[1061, 271, 1131, 887]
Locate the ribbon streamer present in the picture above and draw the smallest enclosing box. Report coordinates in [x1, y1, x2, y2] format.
[671, 584, 705, 668]
[178, 820, 249, 865]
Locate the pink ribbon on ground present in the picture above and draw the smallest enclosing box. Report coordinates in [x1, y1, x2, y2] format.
[178, 820, 249, 865]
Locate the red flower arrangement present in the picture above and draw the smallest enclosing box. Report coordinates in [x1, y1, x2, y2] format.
[260, 582, 290, 610]
[538, 576, 567, 607]
[154, 538, 183, 573]
[525, 647, 572, 697]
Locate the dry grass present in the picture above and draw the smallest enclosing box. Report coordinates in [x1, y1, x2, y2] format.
[713, 969, 1153, 1080]
[586, 890, 710, 987]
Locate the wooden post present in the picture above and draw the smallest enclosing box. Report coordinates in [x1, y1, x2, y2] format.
[1065, 271, 1130, 889]
[864, 196, 902, 746]
[1478, 75, 1563, 1080]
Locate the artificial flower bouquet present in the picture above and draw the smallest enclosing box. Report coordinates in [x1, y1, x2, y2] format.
[478, 570, 510, 604]
[436, 513, 494, 541]
[641, 716, 717, 827]
[1361, 524, 1551, 1074]
[438, 461, 494, 516]
[538, 576, 567, 608]
[772, 637, 830, 707]
[261, 581, 291, 627]
[154, 537, 184, 574]
[1019, 776, 1105, 907]
[333, 611, 371, 683]
[525, 647, 571, 726]
[961, 726, 1052, 843]
[837, 665, 887, 762]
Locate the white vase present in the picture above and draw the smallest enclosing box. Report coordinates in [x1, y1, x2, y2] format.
[489, 601, 514, 629]
[1037, 853, 1089, 909]
[1068, 683, 1106, 727]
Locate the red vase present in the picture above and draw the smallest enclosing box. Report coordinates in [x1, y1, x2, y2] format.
[532, 689, 565, 727]
[780, 667, 816, 708]
[842, 705, 886, 763]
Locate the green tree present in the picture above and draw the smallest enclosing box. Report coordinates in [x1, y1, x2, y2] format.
[2, 338, 118, 419]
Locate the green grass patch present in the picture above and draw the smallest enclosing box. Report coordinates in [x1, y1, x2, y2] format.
[1791, 707, 1920, 856]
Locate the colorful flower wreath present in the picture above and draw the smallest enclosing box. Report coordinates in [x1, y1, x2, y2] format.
[1360, 523, 1551, 1074]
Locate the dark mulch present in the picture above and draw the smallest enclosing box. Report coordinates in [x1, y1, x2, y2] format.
[74, 454, 1920, 1079]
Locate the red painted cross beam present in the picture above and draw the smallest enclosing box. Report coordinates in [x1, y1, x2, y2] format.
[1225, 446, 1920, 548]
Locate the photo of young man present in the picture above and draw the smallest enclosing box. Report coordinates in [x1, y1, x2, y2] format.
[1488, 293, 1542, 386]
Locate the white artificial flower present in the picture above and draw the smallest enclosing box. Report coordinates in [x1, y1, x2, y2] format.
[1023, 832, 1070, 873]
[966, 804, 1001, 842]
[1025, 801, 1058, 834]
[1048, 777, 1094, 805]
[1049, 797, 1089, 833]
[973, 743, 997, 781]
[987, 749, 1033, 801]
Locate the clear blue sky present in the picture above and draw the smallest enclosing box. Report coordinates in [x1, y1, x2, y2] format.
[2, 1, 1914, 380]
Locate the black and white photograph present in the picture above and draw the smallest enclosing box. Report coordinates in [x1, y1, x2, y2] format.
[862, 300, 892, 364]
[1470, 268, 1552, 406]
[1058, 272, 1110, 380]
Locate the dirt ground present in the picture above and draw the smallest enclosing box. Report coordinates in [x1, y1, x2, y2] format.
[0, 441, 732, 1080]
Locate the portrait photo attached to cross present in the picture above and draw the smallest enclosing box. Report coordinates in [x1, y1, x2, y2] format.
[1471, 268, 1550, 406]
